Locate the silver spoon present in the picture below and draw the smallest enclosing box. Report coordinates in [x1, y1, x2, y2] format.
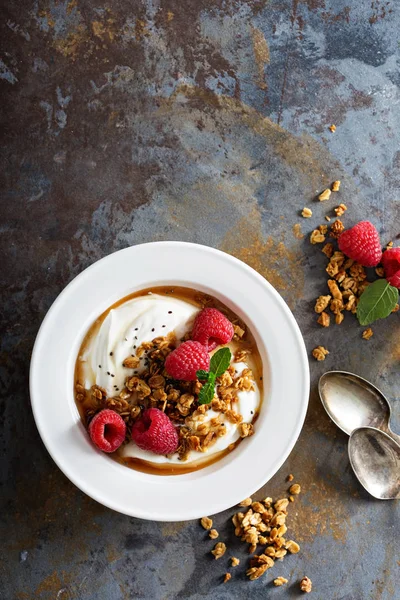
[319, 371, 400, 445]
[349, 427, 400, 500]
[319, 371, 400, 499]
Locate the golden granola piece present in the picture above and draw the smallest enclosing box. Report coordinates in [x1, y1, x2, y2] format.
[231, 557, 240, 567]
[225, 410, 243, 424]
[285, 540, 300, 554]
[274, 498, 289, 513]
[326, 261, 339, 277]
[239, 423, 254, 438]
[289, 483, 301, 495]
[322, 242, 334, 258]
[274, 549, 287, 559]
[270, 511, 286, 527]
[122, 356, 140, 369]
[327, 279, 342, 300]
[317, 312, 330, 327]
[318, 224, 328, 235]
[211, 542, 226, 559]
[274, 577, 288, 586]
[251, 501, 265, 513]
[334, 203, 347, 216]
[362, 328, 374, 340]
[312, 346, 329, 361]
[302, 207, 313, 218]
[330, 298, 344, 314]
[200, 516, 213, 530]
[325, 215, 331, 221]
[239, 497, 253, 507]
[318, 189, 331, 202]
[331, 180, 341, 191]
[329, 124, 336, 132]
[234, 348, 251, 362]
[209, 529, 219, 540]
[246, 564, 270, 580]
[233, 324, 245, 338]
[218, 372, 233, 387]
[330, 219, 345, 238]
[287, 473, 294, 482]
[310, 229, 326, 244]
[375, 267, 385, 277]
[223, 573, 231, 583]
[300, 576, 312, 593]
[335, 312, 344, 325]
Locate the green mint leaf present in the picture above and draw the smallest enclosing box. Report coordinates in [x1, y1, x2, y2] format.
[196, 369, 210, 382]
[210, 347, 232, 378]
[357, 280, 399, 326]
[198, 373, 216, 405]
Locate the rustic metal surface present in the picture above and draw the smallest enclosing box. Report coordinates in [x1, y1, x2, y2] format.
[1, 0, 399, 598]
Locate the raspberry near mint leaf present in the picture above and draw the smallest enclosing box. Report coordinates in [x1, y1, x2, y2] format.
[338, 221, 382, 267]
[131, 408, 179, 455]
[191, 308, 234, 351]
[88, 409, 126, 453]
[165, 340, 210, 381]
[382, 247, 400, 289]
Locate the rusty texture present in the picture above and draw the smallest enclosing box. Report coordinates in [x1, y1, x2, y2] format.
[1, 0, 399, 598]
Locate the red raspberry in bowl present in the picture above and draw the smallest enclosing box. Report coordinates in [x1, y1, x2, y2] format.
[191, 308, 234, 351]
[165, 340, 210, 381]
[88, 409, 126, 453]
[382, 247, 400, 288]
[131, 408, 179, 455]
[338, 221, 382, 267]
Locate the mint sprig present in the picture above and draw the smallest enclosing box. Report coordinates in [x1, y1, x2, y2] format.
[357, 279, 399, 326]
[196, 347, 232, 405]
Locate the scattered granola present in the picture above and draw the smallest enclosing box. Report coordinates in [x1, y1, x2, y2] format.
[287, 473, 294, 482]
[209, 529, 219, 540]
[274, 577, 288, 586]
[329, 124, 336, 132]
[231, 557, 240, 567]
[362, 328, 374, 340]
[211, 542, 226, 559]
[200, 516, 213, 530]
[239, 497, 252, 507]
[329, 219, 345, 238]
[289, 483, 301, 495]
[302, 207, 313, 218]
[223, 573, 231, 583]
[325, 215, 331, 221]
[312, 346, 329, 361]
[310, 230, 326, 244]
[300, 576, 313, 593]
[334, 203, 347, 216]
[318, 189, 331, 202]
[322, 243, 334, 258]
[317, 312, 330, 327]
[332, 180, 341, 192]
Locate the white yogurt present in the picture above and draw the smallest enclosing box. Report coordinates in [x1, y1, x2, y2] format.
[81, 294, 198, 397]
[80, 293, 261, 465]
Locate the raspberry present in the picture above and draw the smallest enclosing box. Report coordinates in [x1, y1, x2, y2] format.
[382, 247, 400, 289]
[338, 221, 382, 267]
[131, 408, 179, 455]
[165, 340, 210, 381]
[88, 409, 126, 453]
[191, 308, 234, 351]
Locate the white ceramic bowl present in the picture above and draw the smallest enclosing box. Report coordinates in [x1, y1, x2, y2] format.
[30, 242, 309, 521]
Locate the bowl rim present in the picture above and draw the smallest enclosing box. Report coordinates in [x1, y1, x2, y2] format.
[30, 241, 309, 521]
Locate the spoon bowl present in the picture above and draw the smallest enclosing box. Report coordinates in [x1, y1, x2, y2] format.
[349, 427, 400, 500]
[318, 371, 400, 444]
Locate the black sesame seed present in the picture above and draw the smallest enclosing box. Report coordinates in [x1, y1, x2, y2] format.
[251, 411, 254, 414]
[111, 374, 115, 377]
[107, 371, 110, 375]
[134, 328, 138, 331]
[109, 352, 113, 356]
[134, 336, 138, 340]
[151, 328, 155, 332]
[124, 338, 128, 341]
[133, 345, 136, 349]
[168, 311, 172, 314]
[162, 325, 166, 328]
[260, 377, 263, 381]
[99, 365, 102, 368]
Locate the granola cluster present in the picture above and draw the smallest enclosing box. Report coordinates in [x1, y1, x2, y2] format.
[76, 332, 257, 461]
[201, 479, 304, 586]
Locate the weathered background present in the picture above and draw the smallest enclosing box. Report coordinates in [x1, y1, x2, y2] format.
[1, 0, 399, 598]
